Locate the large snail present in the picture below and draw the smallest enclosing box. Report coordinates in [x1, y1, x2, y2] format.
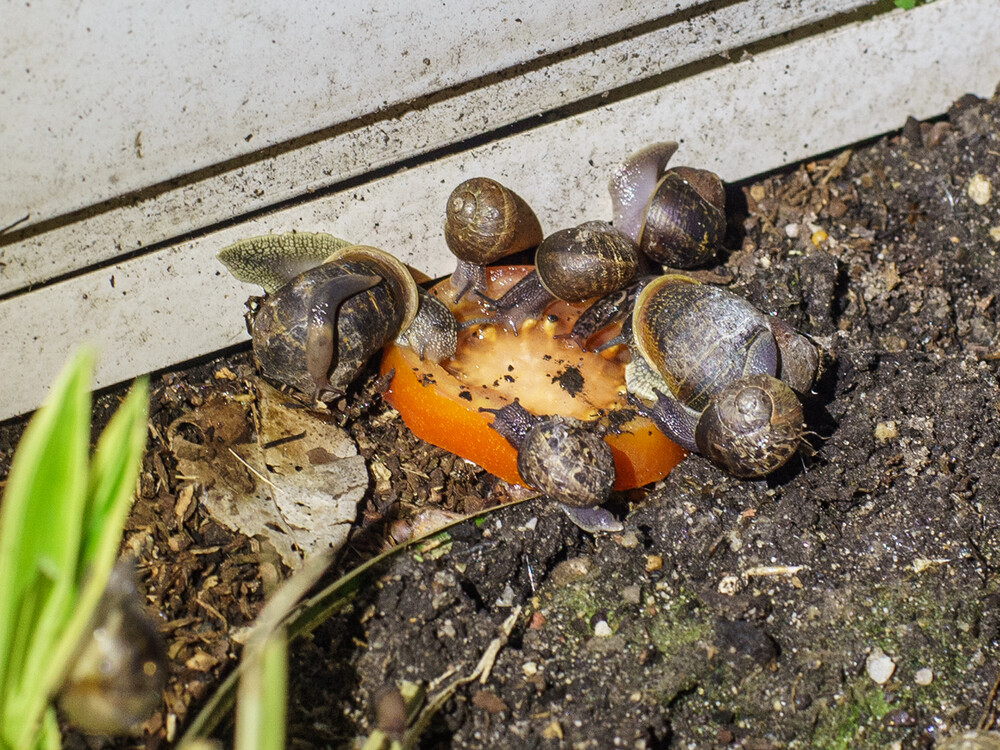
[609, 142, 726, 269]
[487, 401, 621, 533]
[625, 274, 818, 477]
[444, 177, 543, 302]
[219, 236, 458, 402]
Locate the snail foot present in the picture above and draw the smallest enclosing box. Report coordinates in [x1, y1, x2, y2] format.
[558, 503, 623, 534]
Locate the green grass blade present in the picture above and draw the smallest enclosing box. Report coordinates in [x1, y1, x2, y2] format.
[35, 707, 61, 750]
[235, 630, 288, 750]
[81, 376, 149, 570]
[0, 348, 93, 746]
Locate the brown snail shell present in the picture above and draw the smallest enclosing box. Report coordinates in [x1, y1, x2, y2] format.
[632, 274, 778, 415]
[694, 373, 804, 477]
[535, 222, 640, 303]
[609, 141, 679, 242]
[639, 167, 726, 268]
[626, 273, 817, 475]
[517, 415, 616, 509]
[445, 177, 542, 301]
[250, 245, 420, 401]
[58, 559, 167, 735]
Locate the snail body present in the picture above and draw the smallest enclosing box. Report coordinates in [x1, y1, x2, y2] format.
[58, 559, 167, 736]
[222, 239, 457, 402]
[444, 177, 543, 301]
[626, 274, 817, 476]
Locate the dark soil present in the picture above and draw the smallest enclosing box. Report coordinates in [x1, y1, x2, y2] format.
[4, 84, 1000, 749]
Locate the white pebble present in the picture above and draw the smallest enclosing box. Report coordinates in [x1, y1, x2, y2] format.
[914, 667, 933, 685]
[866, 648, 896, 684]
[968, 173, 992, 205]
[593, 620, 613, 637]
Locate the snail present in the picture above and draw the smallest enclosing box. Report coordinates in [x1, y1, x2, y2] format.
[219, 235, 458, 402]
[609, 142, 726, 268]
[694, 373, 805, 478]
[478, 221, 640, 333]
[58, 558, 167, 736]
[486, 401, 622, 533]
[625, 274, 818, 476]
[444, 177, 543, 302]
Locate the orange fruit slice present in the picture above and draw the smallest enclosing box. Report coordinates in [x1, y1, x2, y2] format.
[380, 266, 685, 489]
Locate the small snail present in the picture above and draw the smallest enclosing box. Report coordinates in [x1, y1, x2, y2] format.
[625, 274, 817, 476]
[487, 401, 622, 533]
[694, 373, 805, 478]
[444, 177, 543, 302]
[479, 221, 640, 333]
[219, 236, 458, 402]
[58, 558, 167, 736]
[609, 143, 726, 268]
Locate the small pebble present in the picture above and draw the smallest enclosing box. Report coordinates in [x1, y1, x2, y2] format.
[866, 648, 896, 684]
[523, 516, 538, 531]
[593, 620, 613, 637]
[645, 554, 663, 572]
[616, 530, 639, 548]
[784, 223, 800, 239]
[968, 173, 992, 205]
[718, 574, 741, 596]
[541, 721, 564, 740]
[494, 584, 515, 608]
[874, 421, 899, 441]
[989, 227, 1000, 243]
[522, 661, 538, 677]
[622, 584, 642, 605]
[914, 667, 933, 685]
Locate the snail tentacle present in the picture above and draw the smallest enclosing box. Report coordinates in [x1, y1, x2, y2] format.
[609, 141, 678, 242]
[475, 270, 553, 335]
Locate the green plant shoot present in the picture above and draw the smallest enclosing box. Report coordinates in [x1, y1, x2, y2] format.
[0, 348, 149, 749]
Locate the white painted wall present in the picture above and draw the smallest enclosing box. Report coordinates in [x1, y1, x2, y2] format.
[1, 0, 695, 231]
[0, 0, 870, 293]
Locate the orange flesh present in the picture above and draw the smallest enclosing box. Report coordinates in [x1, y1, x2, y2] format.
[380, 265, 686, 489]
